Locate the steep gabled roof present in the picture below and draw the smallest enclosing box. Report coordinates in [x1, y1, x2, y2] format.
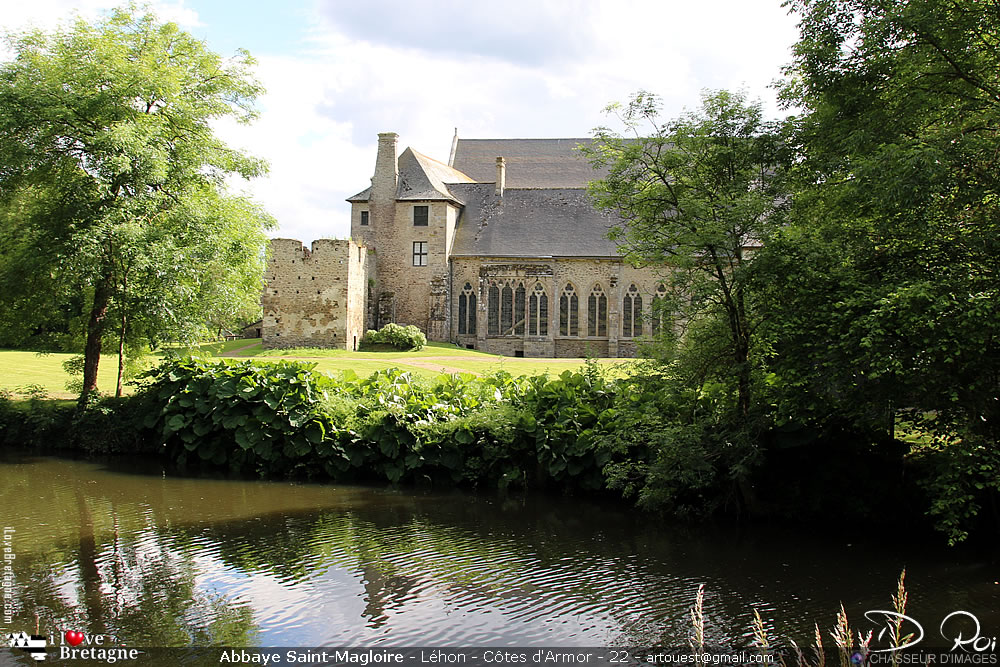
[346, 147, 476, 203]
[396, 148, 475, 202]
[450, 138, 603, 188]
[449, 183, 619, 258]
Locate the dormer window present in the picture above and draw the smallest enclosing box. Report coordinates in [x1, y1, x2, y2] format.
[360, 210, 369, 226]
[413, 205, 428, 226]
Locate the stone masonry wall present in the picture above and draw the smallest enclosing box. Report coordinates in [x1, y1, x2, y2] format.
[450, 256, 669, 358]
[262, 238, 368, 349]
[377, 200, 457, 338]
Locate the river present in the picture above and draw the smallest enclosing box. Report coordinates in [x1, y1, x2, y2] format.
[0, 451, 997, 650]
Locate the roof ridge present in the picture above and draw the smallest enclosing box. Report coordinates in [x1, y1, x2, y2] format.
[457, 137, 593, 142]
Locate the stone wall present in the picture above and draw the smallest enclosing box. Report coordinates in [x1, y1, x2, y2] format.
[262, 238, 368, 349]
[449, 256, 669, 358]
[375, 200, 458, 337]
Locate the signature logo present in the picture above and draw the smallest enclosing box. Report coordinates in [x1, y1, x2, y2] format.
[865, 610, 998, 653]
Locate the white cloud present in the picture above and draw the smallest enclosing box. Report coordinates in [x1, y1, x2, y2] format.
[2, 0, 803, 244]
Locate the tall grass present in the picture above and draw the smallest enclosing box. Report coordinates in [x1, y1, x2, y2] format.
[692, 571, 912, 665]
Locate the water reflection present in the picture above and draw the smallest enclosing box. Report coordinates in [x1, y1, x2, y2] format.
[0, 453, 996, 647]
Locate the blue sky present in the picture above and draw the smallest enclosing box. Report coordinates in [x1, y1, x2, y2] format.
[2, 1, 802, 243]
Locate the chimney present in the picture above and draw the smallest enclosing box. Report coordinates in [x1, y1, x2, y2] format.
[495, 156, 506, 197]
[373, 132, 398, 204]
[448, 127, 459, 166]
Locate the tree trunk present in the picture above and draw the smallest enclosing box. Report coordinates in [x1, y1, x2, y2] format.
[116, 311, 126, 398]
[80, 278, 112, 405]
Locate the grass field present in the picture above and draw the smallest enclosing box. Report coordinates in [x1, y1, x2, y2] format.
[0, 340, 637, 399]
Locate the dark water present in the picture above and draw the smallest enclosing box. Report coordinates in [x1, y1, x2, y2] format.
[0, 452, 997, 649]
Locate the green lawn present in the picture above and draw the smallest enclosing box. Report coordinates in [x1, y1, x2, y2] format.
[0, 339, 639, 399]
[0, 350, 131, 399]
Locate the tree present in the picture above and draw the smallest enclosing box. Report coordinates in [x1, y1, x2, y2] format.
[775, 0, 1000, 441]
[764, 0, 1000, 541]
[0, 6, 274, 401]
[586, 90, 791, 420]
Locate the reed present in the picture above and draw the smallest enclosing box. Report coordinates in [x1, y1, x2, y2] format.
[688, 571, 912, 666]
[690, 583, 706, 665]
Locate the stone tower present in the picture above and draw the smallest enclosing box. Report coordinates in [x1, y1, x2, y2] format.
[348, 131, 471, 338]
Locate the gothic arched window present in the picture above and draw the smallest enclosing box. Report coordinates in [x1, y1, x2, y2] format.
[623, 284, 642, 338]
[528, 283, 548, 336]
[651, 283, 668, 337]
[587, 284, 607, 337]
[458, 283, 476, 335]
[513, 283, 526, 335]
[488, 283, 500, 335]
[501, 284, 513, 334]
[559, 283, 579, 337]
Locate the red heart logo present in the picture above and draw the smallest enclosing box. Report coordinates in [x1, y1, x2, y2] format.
[65, 631, 85, 647]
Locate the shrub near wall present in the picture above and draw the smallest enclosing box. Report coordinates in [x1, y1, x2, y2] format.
[359, 323, 427, 350]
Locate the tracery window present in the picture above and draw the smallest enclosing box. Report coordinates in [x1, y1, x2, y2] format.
[528, 283, 548, 336]
[458, 282, 476, 335]
[501, 284, 513, 334]
[623, 284, 642, 338]
[559, 283, 579, 337]
[514, 283, 525, 335]
[488, 283, 500, 335]
[488, 280, 526, 336]
[587, 284, 607, 337]
[651, 283, 668, 337]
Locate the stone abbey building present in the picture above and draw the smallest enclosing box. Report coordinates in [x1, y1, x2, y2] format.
[262, 132, 668, 357]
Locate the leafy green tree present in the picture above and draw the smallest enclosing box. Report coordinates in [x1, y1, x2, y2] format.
[586, 90, 791, 420]
[0, 6, 274, 401]
[765, 0, 1000, 541]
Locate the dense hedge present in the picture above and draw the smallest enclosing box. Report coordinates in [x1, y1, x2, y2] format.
[0, 393, 159, 454]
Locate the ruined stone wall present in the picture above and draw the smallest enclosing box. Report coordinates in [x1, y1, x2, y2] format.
[450, 256, 669, 358]
[262, 238, 368, 349]
[346, 243, 370, 351]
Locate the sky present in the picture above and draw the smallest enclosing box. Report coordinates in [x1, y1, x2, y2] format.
[1, 0, 802, 243]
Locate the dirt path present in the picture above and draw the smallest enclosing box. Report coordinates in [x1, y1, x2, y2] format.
[221, 342, 262, 357]
[222, 348, 482, 375]
[391, 359, 480, 376]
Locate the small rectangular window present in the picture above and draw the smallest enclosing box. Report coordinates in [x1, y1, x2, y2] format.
[360, 210, 369, 226]
[412, 241, 428, 266]
[413, 205, 428, 226]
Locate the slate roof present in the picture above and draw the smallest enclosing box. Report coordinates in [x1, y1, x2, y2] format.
[346, 186, 371, 203]
[448, 183, 619, 258]
[450, 138, 604, 188]
[347, 148, 475, 203]
[397, 148, 475, 202]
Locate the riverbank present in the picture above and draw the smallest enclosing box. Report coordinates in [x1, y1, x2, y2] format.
[4, 355, 995, 548]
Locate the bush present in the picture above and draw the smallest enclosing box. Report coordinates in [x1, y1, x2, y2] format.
[360, 323, 426, 351]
